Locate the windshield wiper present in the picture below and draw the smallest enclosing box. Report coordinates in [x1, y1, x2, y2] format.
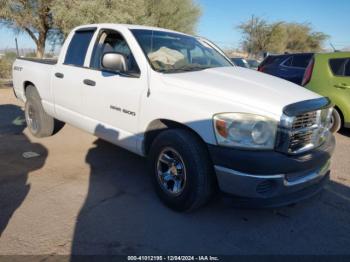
[159, 65, 212, 73]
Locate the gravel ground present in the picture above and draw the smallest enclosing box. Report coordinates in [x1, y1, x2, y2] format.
[0, 80, 12, 89]
[0, 87, 350, 256]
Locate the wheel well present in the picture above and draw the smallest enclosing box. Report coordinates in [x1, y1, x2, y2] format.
[23, 81, 35, 97]
[334, 106, 344, 127]
[143, 119, 206, 156]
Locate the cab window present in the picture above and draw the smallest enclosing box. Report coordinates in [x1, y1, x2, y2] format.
[90, 30, 140, 75]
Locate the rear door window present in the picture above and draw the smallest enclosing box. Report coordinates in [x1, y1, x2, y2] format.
[291, 55, 312, 68]
[282, 57, 292, 67]
[64, 29, 96, 66]
[261, 56, 288, 68]
[260, 56, 278, 67]
[272, 56, 287, 65]
[262, 56, 274, 66]
[343, 59, 350, 76]
[329, 58, 348, 76]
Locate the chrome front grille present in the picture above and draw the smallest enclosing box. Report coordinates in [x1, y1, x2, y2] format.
[292, 111, 317, 129]
[276, 97, 333, 155]
[289, 130, 314, 152]
[286, 109, 332, 154]
[289, 112, 318, 153]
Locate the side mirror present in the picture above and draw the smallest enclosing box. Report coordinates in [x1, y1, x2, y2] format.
[102, 52, 128, 72]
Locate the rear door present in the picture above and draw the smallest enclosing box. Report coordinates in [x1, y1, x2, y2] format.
[329, 57, 350, 119]
[52, 28, 96, 121]
[329, 58, 350, 89]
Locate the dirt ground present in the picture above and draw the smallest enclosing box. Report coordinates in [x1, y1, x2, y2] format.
[0, 87, 350, 256]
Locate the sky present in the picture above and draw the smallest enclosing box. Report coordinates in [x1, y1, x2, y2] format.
[0, 0, 349, 52]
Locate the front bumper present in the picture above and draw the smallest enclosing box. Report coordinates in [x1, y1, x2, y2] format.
[208, 134, 335, 206]
[215, 161, 329, 201]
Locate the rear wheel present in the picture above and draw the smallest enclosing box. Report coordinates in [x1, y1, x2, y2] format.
[330, 108, 342, 133]
[25, 85, 64, 137]
[148, 129, 215, 212]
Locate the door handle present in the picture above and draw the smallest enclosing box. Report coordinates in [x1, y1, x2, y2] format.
[334, 83, 350, 89]
[55, 72, 64, 79]
[83, 79, 96, 86]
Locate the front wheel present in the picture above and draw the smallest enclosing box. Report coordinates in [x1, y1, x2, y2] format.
[148, 129, 215, 212]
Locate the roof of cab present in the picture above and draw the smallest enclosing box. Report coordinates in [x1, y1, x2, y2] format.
[74, 23, 190, 36]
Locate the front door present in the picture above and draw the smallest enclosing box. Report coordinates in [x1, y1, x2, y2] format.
[81, 29, 147, 153]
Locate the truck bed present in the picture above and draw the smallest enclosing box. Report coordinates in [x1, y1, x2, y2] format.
[12, 57, 57, 102]
[17, 57, 57, 65]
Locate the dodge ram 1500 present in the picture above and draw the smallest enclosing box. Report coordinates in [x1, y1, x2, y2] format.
[13, 24, 335, 211]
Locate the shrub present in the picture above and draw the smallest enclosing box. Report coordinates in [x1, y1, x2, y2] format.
[0, 58, 12, 79]
[0, 51, 18, 79]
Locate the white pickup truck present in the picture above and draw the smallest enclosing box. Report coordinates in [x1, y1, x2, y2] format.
[13, 24, 335, 211]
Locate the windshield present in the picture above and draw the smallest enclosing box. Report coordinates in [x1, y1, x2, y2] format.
[131, 29, 232, 73]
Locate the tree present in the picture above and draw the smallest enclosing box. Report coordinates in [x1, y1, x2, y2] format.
[51, 0, 150, 38]
[145, 0, 201, 34]
[265, 22, 287, 54]
[238, 16, 329, 56]
[1, 0, 202, 58]
[284, 23, 328, 52]
[238, 16, 271, 56]
[0, 0, 56, 58]
[52, 0, 201, 37]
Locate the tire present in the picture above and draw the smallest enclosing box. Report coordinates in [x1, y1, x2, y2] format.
[148, 129, 215, 211]
[25, 85, 63, 138]
[330, 108, 342, 133]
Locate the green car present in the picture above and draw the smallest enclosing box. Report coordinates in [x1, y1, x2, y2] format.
[302, 52, 350, 132]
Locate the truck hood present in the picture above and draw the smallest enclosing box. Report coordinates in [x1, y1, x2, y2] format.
[160, 66, 321, 117]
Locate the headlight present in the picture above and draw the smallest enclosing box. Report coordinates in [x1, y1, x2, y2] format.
[321, 107, 333, 130]
[213, 113, 278, 149]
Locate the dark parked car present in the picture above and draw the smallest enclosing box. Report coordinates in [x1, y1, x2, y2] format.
[231, 57, 250, 68]
[258, 53, 314, 85]
[247, 59, 261, 70]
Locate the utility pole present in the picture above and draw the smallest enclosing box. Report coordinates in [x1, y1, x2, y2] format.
[15, 38, 19, 57]
[330, 43, 339, 52]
